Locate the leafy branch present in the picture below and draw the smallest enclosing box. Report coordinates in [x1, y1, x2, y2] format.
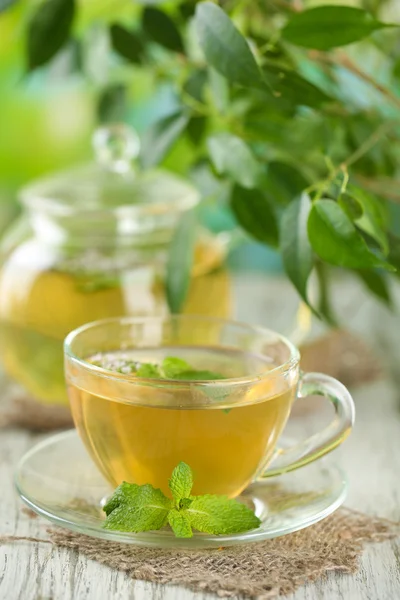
[7, 0, 400, 319]
[307, 121, 394, 199]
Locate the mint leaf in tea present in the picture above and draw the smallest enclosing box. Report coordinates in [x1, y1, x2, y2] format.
[91, 353, 226, 382]
[161, 357, 192, 378]
[103, 462, 261, 538]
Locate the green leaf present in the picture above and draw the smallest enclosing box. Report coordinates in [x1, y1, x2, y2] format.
[263, 63, 331, 108]
[207, 133, 262, 189]
[195, 2, 264, 89]
[357, 270, 392, 306]
[168, 509, 193, 538]
[97, 84, 127, 124]
[308, 200, 393, 271]
[280, 194, 314, 303]
[104, 483, 171, 532]
[0, 0, 16, 13]
[143, 7, 184, 53]
[141, 111, 189, 169]
[282, 6, 389, 51]
[315, 261, 337, 325]
[136, 363, 161, 378]
[185, 495, 261, 534]
[161, 357, 191, 379]
[187, 117, 207, 145]
[348, 186, 389, 255]
[110, 24, 144, 64]
[103, 482, 141, 516]
[169, 462, 193, 503]
[388, 233, 400, 275]
[166, 209, 197, 313]
[179, 0, 196, 20]
[208, 67, 230, 113]
[179, 497, 193, 509]
[183, 69, 207, 103]
[231, 185, 278, 246]
[27, 0, 75, 70]
[264, 162, 309, 206]
[338, 194, 363, 221]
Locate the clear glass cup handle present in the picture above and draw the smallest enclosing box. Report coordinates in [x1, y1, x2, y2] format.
[261, 372, 356, 478]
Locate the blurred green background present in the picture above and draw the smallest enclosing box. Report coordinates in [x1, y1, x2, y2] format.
[1, 0, 400, 271]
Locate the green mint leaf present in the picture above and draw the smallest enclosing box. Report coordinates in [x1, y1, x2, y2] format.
[179, 497, 193, 510]
[168, 509, 193, 538]
[169, 462, 193, 503]
[136, 363, 161, 378]
[161, 357, 192, 378]
[103, 483, 171, 532]
[103, 463, 261, 537]
[173, 370, 225, 381]
[185, 495, 261, 535]
[103, 481, 141, 516]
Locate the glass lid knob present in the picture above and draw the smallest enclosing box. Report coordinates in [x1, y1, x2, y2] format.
[92, 123, 140, 174]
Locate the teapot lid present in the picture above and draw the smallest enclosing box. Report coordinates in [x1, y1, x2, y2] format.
[20, 124, 199, 223]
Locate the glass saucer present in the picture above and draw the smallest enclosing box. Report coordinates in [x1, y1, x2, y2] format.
[15, 430, 347, 548]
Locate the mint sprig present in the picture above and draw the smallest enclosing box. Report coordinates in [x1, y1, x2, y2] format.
[136, 357, 225, 381]
[103, 462, 261, 538]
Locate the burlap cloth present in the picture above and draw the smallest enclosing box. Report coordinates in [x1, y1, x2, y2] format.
[0, 329, 384, 431]
[6, 507, 397, 599]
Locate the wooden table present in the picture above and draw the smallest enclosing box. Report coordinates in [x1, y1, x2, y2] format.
[1, 275, 400, 600]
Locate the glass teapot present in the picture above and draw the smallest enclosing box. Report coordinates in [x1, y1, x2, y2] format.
[0, 125, 231, 413]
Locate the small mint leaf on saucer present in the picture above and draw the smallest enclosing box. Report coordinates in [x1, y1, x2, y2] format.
[103, 481, 141, 516]
[179, 497, 193, 509]
[103, 483, 171, 532]
[168, 508, 193, 538]
[185, 495, 261, 535]
[103, 463, 261, 537]
[169, 461, 193, 504]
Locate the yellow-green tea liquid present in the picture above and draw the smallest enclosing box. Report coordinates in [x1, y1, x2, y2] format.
[68, 347, 296, 497]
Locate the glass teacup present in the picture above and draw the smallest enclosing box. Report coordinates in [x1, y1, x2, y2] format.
[64, 315, 355, 498]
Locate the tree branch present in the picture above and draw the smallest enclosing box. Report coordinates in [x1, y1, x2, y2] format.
[306, 122, 392, 197]
[309, 50, 400, 110]
[355, 175, 400, 203]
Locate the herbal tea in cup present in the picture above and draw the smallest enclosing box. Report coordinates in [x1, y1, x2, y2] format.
[65, 316, 355, 498]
